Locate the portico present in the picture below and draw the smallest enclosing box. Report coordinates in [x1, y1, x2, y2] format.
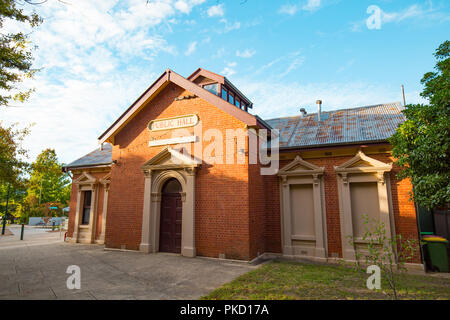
[139, 147, 200, 257]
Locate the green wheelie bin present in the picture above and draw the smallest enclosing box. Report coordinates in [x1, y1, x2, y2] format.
[422, 236, 449, 273]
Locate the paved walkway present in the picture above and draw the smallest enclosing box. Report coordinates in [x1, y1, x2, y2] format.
[0, 225, 64, 247]
[0, 231, 256, 300]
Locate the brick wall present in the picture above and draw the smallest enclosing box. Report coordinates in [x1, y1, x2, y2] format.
[67, 171, 109, 240]
[106, 83, 253, 259]
[260, 152, 420, 262]
[67, 83, 419, 263]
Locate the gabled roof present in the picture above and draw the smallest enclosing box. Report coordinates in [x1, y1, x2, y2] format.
[98, 69, 262, 144]
[187, 68, 253, 108]
[265, 102, 405, 149]
[63, 143, 112, 171]
[187, 68, 225, 82]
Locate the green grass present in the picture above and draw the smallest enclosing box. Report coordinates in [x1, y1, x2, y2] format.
[202, 260, 450, 300]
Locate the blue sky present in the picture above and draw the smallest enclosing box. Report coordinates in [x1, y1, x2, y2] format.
[1, 0, 449, 164]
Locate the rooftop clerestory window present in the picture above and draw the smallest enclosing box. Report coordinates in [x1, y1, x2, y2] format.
[203, 83, 218, 95]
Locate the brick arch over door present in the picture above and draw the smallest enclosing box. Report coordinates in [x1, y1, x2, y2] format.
[139, 164, 198, 257]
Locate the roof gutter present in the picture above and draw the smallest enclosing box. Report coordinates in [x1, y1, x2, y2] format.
[254, 115, 273, 131]
[261, 139, 391, 153]
[277, 140, 391, 152]
[62, 163, 112, 173]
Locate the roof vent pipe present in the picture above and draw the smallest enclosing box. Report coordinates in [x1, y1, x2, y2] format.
[299, 108, 307, 118]
[316, 100, 322, 121]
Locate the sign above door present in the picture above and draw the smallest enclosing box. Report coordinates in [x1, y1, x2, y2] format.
[148, 114, 199, 132]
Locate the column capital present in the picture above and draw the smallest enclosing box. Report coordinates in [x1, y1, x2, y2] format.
[313, 174, 320, 186]
[376, 171, 386, 184]
[143, 169, 152, 178]
[280, 175, 288, 187]
[184, 167, 196, 176]
[341, 172, 348, 185]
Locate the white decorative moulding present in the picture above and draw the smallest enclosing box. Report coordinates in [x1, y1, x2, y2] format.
[148, 135, 198, 147]
[148, 114, 199, 132]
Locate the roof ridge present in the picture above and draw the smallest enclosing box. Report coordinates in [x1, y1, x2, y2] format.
[98, 68, 260, 143]
[264, 102, 402, 121]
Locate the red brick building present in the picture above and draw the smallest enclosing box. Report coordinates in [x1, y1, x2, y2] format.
[63, 68, 422, 268]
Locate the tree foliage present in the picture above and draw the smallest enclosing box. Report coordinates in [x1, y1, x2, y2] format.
[0, 0, 41, 106]
[27, 148, 71, 205]
[0, 121, 30, 186]
[348, 214, 418, 300]
[390, 41, 450, 209]
[0, 181, 26, 221]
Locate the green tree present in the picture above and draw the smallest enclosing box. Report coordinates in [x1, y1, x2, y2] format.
[348, 215, 418, 300]
[0, 180, 27, 221]
[390, 41, 450, 209]
[0, 121, 30, 186]
[0, 0, 42, 107]
[27, 149, 71, 206]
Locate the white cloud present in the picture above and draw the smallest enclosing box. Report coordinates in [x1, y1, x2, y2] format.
[221, 62, 237, 77]
[302, 0, 321, 12]
[236, 49, 256, 58]
[381, 4, 431, 23]
[254, 51, 304, 78]
[174, 0, 206, 14]
[175, 0, 191, 14]
[221, 67, 236, 77]
[219, 18, 241, 33]
[207, 4, 224, 17]
[1, 71, 154, 165]
[185, 41, 197, 55]
[279, 0, 321, 15]
[0, 0, 206, 163]
[350, 3, 449, 32]
[255, 57, 283, 74]
[278, 4, 298, 16]
[279, 56, 305, 78]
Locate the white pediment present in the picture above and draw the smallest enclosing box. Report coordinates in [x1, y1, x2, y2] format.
[278, 155, 324, 176]
[73, 171, 97, 185]
[142, 147, 200, 169]
[334, 150, 392, 173]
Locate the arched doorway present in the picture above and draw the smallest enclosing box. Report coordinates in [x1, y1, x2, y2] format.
[159, 178, 183, 253]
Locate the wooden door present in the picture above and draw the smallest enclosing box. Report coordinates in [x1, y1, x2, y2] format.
[159, 179, 182, 253]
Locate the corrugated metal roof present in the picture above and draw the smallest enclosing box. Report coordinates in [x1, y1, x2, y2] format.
[65, 102, 405, 170]
[265, 102, 405, 149]
[64, 143, 112, 169]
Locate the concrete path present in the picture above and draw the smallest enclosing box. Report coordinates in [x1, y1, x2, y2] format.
[0, 225, 64, 245]
[0, 231, 256, 300]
